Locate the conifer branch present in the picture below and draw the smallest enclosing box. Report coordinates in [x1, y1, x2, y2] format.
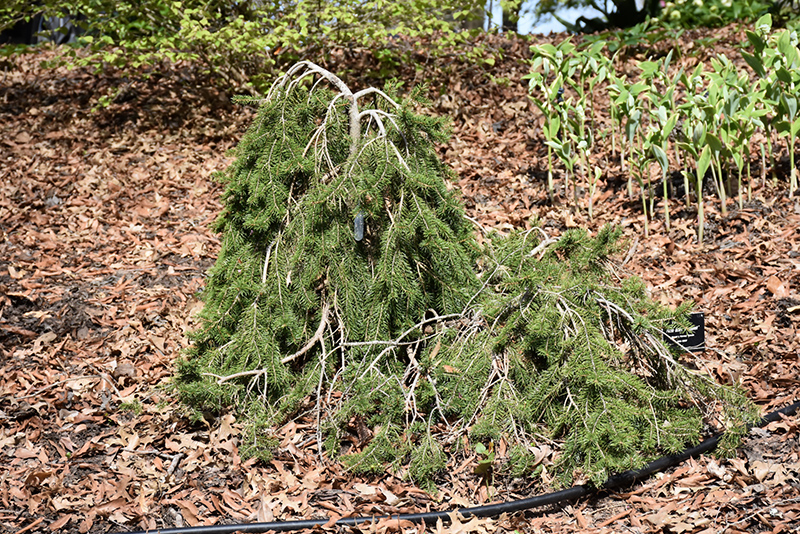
[464, 214, 489, 235]
[264, 61, 361, 156]
[267, 62, 411, 164]
[204, 368, 263, 384]
[350, 312, 462, 379]
[527, 236, 559, 259]
[466, 351, 509, 429]
[351, 135, 410, 174]
[261, 240, 275, 284]
[359, 108, 405, 145]
[204, 299, 331, 385]
[281, 299, 331, 364]
[352, 87, 401, 109]
[591, 290, 727, 415]
[426, 372, 455, 432]
[403, 352, 422, 425]
[359, 109, 388, 136]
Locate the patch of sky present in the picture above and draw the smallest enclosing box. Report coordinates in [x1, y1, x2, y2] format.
[485, 0, 607, 34]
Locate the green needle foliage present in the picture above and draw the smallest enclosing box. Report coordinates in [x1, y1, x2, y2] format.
[177, 61, 478, 409]
[467, 226, 754, 483]
[176, 62, 756, 489]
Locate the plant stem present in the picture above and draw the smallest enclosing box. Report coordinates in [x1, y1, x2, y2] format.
[737, 157, 744, 210]
[641, 177, 649, 237]
[662, 170, 670, 231]
[790, 133, 797, 196]
[714, 157, 728, 216]
[547, 146, 554, 203]
[697, 187, 704, 244]
[768, 130, 777, 185]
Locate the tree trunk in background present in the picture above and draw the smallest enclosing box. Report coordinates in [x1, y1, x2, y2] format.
[502, 3, 520, 32]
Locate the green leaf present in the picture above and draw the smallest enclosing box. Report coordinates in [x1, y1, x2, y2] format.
[545, 140, 564, 152]
[782, 94, 798, 121]
[776, 66, 793, 85]
[595, 65, 608, 85]
[548, 76, 564, 100]
[532, 43, 558, 57]
[705, 133, 724, 155]
[625, 110, 641, 142]
[755, 13, 772, 34]
[745, 31, 766, 56]
[679, 141, 698, 159]
[775, 120, 791, 136]
[732, 151, 744, 170]
[587, 40, 606, 58]
[664, 114, 679, 138]
[776, 31, 797, 66]
[547, 115, 561, 139]
[638, 61, 659, 79]
[697, 145, 712, 183]
[652, 145, 669, 173]
[629, 82, 649, 97]
[692, 123, 706, 146]
[474, 457, 493, 476]
[663, 49, 673, 76]
[656, 105, 667, 126]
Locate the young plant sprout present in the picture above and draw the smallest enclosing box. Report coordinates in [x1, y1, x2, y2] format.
[527, 14, 800, 238]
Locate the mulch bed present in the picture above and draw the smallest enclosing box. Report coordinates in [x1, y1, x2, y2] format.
[1, 26, 798, 533]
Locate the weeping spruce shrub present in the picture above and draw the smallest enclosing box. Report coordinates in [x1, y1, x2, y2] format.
[176, 61, 756, 488]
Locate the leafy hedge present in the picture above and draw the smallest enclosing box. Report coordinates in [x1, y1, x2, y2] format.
[0, 0, 488, 92]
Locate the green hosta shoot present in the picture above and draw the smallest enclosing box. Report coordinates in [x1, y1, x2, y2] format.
[625, 106, 644, 197]
[696, 145, 713, 243]
[776, 92, 800, 197]
[528, 73, 565, 202]
[677, 119, 709, 242]
[529, 39, 612, 211]
[631, 127, 652, 236]
[568, 100, 593, 212]
[609, 77, 648, 195]
[528, 16, 800, 241]
[546, 121, 578, 201]
[725, 70, 768, 206]
[646, 53, 681, 230]
[589, 167, 602, 221]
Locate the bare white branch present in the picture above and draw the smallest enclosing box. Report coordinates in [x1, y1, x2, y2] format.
[353, 87, 401, 108]
[281, 299, 331, 364]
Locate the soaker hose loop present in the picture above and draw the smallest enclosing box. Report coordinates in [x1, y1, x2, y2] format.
[112, 399, 800, 534]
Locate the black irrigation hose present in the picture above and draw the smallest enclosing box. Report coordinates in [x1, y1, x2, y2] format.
[113, 400, 800, 534]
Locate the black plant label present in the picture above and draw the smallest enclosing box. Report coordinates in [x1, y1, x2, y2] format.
[663, 312, 705, 353]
